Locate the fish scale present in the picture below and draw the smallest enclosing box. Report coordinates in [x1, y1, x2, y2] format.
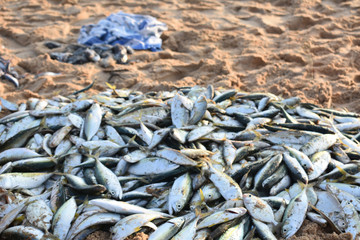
[0, 85, 360, 239]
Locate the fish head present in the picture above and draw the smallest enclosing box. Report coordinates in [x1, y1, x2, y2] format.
[109, 188, 122, 200]
[94, 184, 107, 194]
[281, 223, 296, 239]
[325, 184, 337, 194]
[169, 198, 186, 215]
[243, 193, 254, 206]
[336, 218, 347, 232]
[303, 163, 313, 172]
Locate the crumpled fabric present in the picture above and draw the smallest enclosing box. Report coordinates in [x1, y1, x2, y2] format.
[78, 11, 168, 51]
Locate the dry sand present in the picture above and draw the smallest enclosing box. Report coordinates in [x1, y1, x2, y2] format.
[0, 0, 360, 239]
[1, 0, 360, 112]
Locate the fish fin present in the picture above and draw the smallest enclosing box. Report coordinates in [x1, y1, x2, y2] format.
[338, 139, 350, 150]
[64, 166, 74, 175]
[197, 156, 217, 169]
[74, 211, 80, 220]
[199, 188, 205, 203]
[139, 177, 150, 184]
[194, 206, 209, 219]
[39, 116, 50, 131]
[239, 169, 251, 189]
[52, 90, 62, 97]
[127, 135, 138, 146]
[92, 151, 101, 160]
[12, 215, 24, 226]
[126, 134, 147, 152]
[24, 198, 37, 205]
[85, 147, 101, 158]
[4, 60, 10, 73]
[194, 206, 202, 217]
[138, 145, 148, 152]
[321, 115, 339, 135]
[219, 136, 227, 142]
[336, 165, 349, 176]
[297, 180, 308, 190]
[42, 231, 60, 240]
[133, 108, 144, 124]
[250, 130, 263, 141]
[43, 228, 50, 236]
[83, 195, 89, 203]
[243, 226, 256, 240]
[309, 203, 342, 234]
[106, 82, 116, 90]
[335, 165, 351, 182]
[51, 172, 66, 176]
[332, 152, 342, 157]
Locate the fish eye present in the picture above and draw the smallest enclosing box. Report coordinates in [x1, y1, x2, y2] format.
[338, 220, 346, 226]
[177, 204, 182, 209]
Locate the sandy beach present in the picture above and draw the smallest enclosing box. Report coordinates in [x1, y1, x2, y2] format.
[0, 0, 360, 239]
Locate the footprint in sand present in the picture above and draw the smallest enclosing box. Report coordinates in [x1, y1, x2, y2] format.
[233, 54, 267, 72]
[278, 53, 307, 66]
[287, 15, 318, 31]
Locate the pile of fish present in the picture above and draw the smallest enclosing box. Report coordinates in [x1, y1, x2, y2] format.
[48, 43, 133, 67]
[0, 56, 19, 88]
[1, 85, 360, 240]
